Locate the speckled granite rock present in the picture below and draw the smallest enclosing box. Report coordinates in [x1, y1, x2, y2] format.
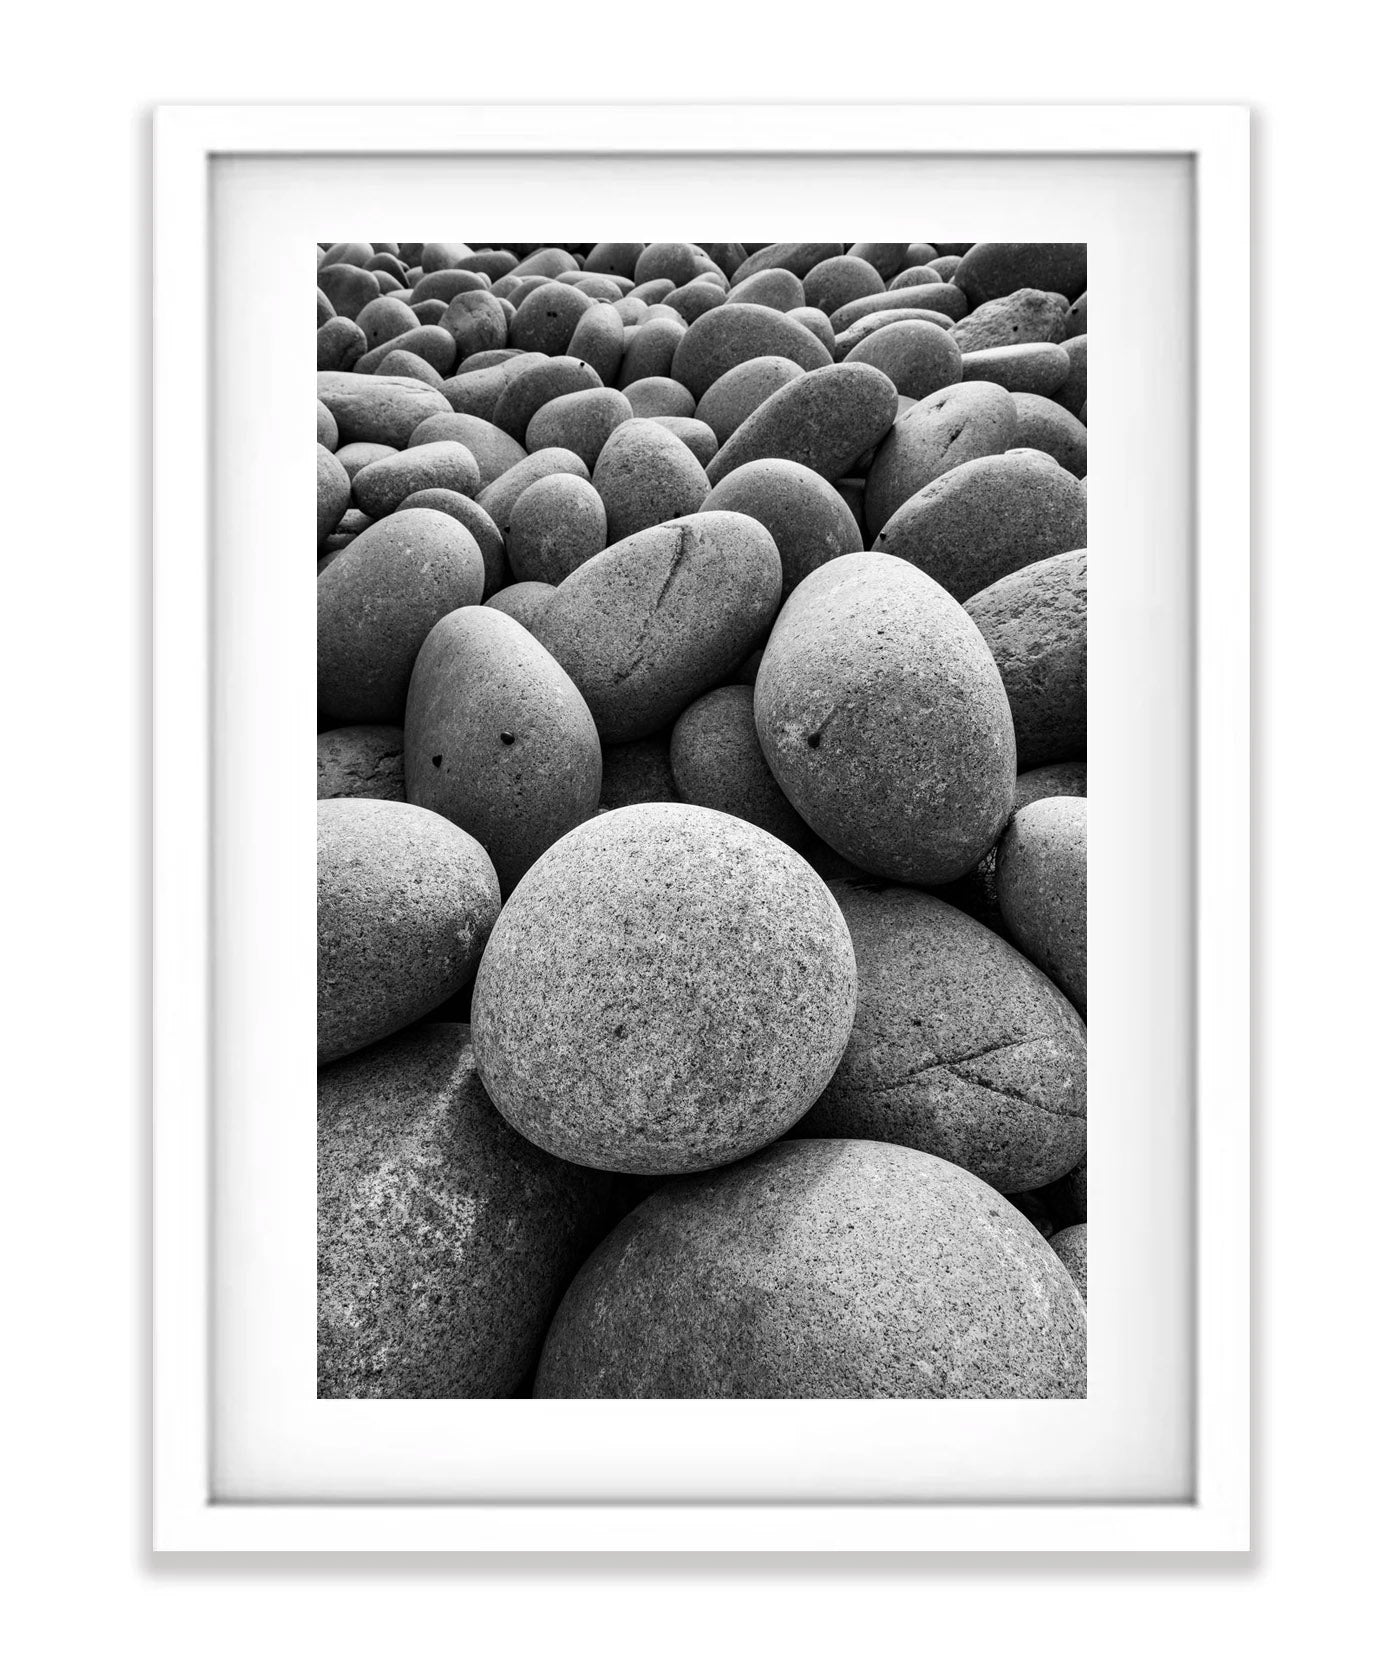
[318, 262, 380, 320]
[694, 355, 805, 445]
[524, 387, 631, 471]
[336, 440, 398, 480]
[407, 411, 523, 487]
[404, 606, 601, 895]
[472, 804, 857, 1173]
[794, 883, 1087, 1193]
[864, 381, 1018, 537]
[583, 242, 645, 278]
[671, 303, 832, 399]
[317, 508, 484, 722]
[1049, 1223, 1088, 1300]
[727, 268, 805, 311]
[317, 799, 500, 1063]
[537, 511, 781, 743]
[845, 319, 963, 400]
[396, 488, 506, 597]
[670, 684, 814, 851]
[959, 343, 1072, 396]
[1052, 333, 1088, 417]
[953, 244, 1088, 309]
[483, 580, 556, 634]
[700, 458, 863, 599]
[731, 242, 844, 283]
[592, 419, 710, 543]
[439, 290, 509, 360]
[476, 448, 589, 536]
[316, 399, 338, 450]
[873, 450, 1086, 601]
[316, 725, 405, 801]
[830, 284, 967, 332]
[356, 295, 419, 351]
[317, 371, 451, 447]
[492, 355, 602, 444]
[317, 444, 351, 546]
[706, 363, 900, 486]
[648, 416, 718, 466]
[831, 308, 956, 361]
[317, 316, 368, 372]
[951, 288, 1070, 352]
[754, 554, 1016, 884]
[997, 796, 1088, 1016]
[507, 474, 608, 585]
[355, 324, 457, 378]
[621, 376, 696, 419]
[599, 736, 678, 810]
[1010, 392, 1087, 478]
[847, 242, 911, 280]
[965, 550, 1087, 769]
[507, 280, 594, 356]
[352, 440, 481, 519]
[533, 1137, 1087, 1396]
[567, 302, 626, 384]
[318, 1022, 625, 1396]
[617, 316, 686, 385]
[802, 253, 886, 316]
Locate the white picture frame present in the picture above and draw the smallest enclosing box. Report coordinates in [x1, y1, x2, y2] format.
[153, 103, 1250, 1553]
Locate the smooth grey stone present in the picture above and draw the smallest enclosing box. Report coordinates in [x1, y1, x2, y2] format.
[786, 305, 837, 355]
[352, 440, 480, 520]
[997, 796, 1088, 1017]
[507, 474, 608, 585]
[476, 448, 589, 536]
[317, 509, 484, 722]
[583, 242, 645, 277]
[705, 363, 900, 486]
[534, 1137, 1087, 1397]
[567, 301, 626, 384]
[335, 440, 397, 480]
[316, 444, 351, 545]
[802, 254, 886, 316]
[483, 580, 556, 634]
[319, 1023, 621, 1396]
[873, 449, 1086, 601]
[965, 549, 1087, 769]
[830, 283, 967, 331]
[727, 268, 805, 311]
[663, 277, 727, 324]
[355, 294, 419, 350]
[847, 242, 911, 280]
[731, 242, 844, 283]
[316, 398, 338, 450]
[592, 419, 710, 544]
[404, 605, 601, 895]
[317, 315, 368, 372]
[754, 553, 1015, 885]
[507, 280, 594, 356]
[440, 290, 509, 360]
[647, 416, 718, 466]
[492, 355, 602, 444]
[1053, 333, 1088, 415]
[316, 725, 405, 801]
[471, 804, 858, 1173]
[406, 412, 523, 488]
[795, 884, 1087, 1193]
[354, 324, 457, 377]
[694, 355, 804, 446]
[671, 684, 814, 851]
[832, 307, 956, 360]
[671, 303, 832, 399]
[616, 316, 686, 385]
[621, 376, 695, 419]
[317, 371, 450, 447]
[953, 243, 1087, 309]
[634, 242, 718, 287]
[373, 349, 444, 390]
[864, 381, 1018, 537]
[317, 799, 499, 1064]
[1011, 391, 1088, 477]
[700, 457, 863, 599]
[538, 511, 781, 743]
[845, 319, 962, 401]
[318, 262, 380, 319]
[959, 342, 1073, 396]
[396, 488, 506, 597]
[525, 387, 633, 472]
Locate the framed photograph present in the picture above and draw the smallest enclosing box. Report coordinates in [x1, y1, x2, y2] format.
[153, 103, 1250, 1552]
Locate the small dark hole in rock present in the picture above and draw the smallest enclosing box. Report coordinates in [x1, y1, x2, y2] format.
[431, 754, 443, 768]
[613, 1024, 626, 1038]
[807, 731, 822, 749]
[500, 731, 515, 745]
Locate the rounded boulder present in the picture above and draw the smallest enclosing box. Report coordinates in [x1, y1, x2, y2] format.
[996, 796, 1088, 1017]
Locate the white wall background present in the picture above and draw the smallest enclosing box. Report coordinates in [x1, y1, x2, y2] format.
[4, 10, 1392, 1674]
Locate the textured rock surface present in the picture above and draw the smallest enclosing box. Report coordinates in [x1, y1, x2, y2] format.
[318, 799, 500, 1063]
[534, 1138, 1087, 1396]
[592, 419, 711, 543]
[830, 284, 967, 332]
[960, 343, 1072, 396]
[407, 411, 523, 487]
[507, 473, 608, 585]
[953, 243, 1088, 309]
[952, 288, 1070, 352]
[476, 447, 589, 535]
[864, 381, 1018, 537]
[472, 804, 858, 1173]
[997, 796, 1088, 1017]
[317, 370, 450, 447]
[965, 549, 1087, 769]
[873, 450, 1087, 601]
[731, 241, 844, 283]
[1050, 1223, 1088, 1300]
[670, 303, 832, 399]
[694, 354, 805, 445]
[317, 444, 351, 545]
[700, 458, 863, 598]
[316, 725, 405, 801]
[802, 253, 886, 316]
[706, 363, 900, 486]
[795, 884, 1087, 1193]
[483, 580, 556, 633]
[537, 511, 782, 743]
[524, 387, 632, 471]
[754, 554, 1016, 884]
[1011, 392, 1088, 477]
[317, 508, 484, 722]
[670, 684, 814, 850]
[396, 488, 506, 597]
[352, 440, 481, 519]
[845, 319, 963, 400]
[404, 606, 602, 894]
[318, 1023, 624, 1396]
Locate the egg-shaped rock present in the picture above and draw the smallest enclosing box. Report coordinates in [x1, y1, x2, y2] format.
[317, 799, 500, 1063]
[534, 1137, 1087, 1396]
[536, 510, 782, 743]
[670, 302, 832, 399]
[694, 354, 805, 446]
[352, 440, 481, 519]
[700, 457, 863, 599]
[316, 444, 351, 545]
[317, 370, 451, 447]
[864, 381, 1018, 536]
[317, 508, 485, 722]
[471, 803, 858, 1173]
[670, 683, 814, 851]
[844, 319, 962, 400]
[591, 418, 710, 544]
[873, 449, 1086, 601]
[1050, 1223, 1088, 1300]
[754, 553, 1016, 884]
[996, 796, 1088, 1016]
[705, 362, 900, 486]
[318, 1023, 625, 1396]
[794, 883, 1087, 1193]
[506, 473, 609, 585]
[404, 605, 602, 894]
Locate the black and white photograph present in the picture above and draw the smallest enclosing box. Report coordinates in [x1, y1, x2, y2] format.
[315, 237, 1090, 1400]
